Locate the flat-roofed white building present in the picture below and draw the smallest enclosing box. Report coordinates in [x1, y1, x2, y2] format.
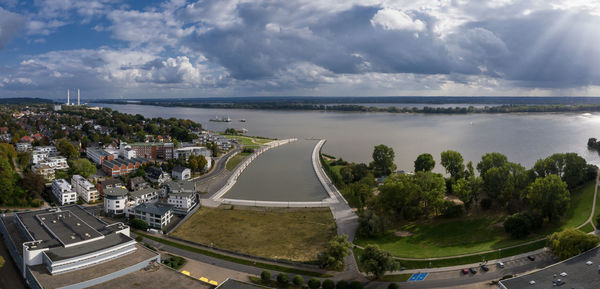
[38, 156, 69, 170]
[52, 179, 77, 205]
[167, 192, 197, 214]
[131, 203, 173, 229]
[16, 142, 32, 152]
[71, 175, 99, 203]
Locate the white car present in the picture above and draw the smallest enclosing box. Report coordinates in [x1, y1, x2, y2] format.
[559, 272, 567, 277]
[497, 261, 505, 268]
[586, 260, 593, 265]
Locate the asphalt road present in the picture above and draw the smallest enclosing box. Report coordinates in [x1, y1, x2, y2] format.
[195, 145, 240, 194]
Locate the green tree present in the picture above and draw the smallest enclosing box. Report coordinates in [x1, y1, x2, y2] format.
[318, 235, 352, 270]
[260, 271, 271, 282]
[276, 273, 289, 286]
[357, 210, 384, 238]
[336, 280, 349, 289]
[340, 165, 354, 184]
[548, 229, 599, 260]
[440, 150, 464, 179]
[414, 153, 435, 172]
[528, 174, 570, 222]
[20, 171, 45, 202]
[452, 178, 475, 210]
[504, 213, 534, 239]
[349, 281, 363, 289]
[0, 157, 16, 205]
[359, 245, 397, 278]
[413, 171, 446, 215]
[322, 280, 335, 289]
[371, 144, 395, 177]
[388, 284, 399, 289]
[0, 143, 17, 164]
[130, 219, 149, 230]
[71, 158, 97, 178]
[56, 138, 78, 159]
[17, 152, 32, 171]
[292, 275, 304, 286]
[476, 152, 508, 176]
[308, 278, 321, 289]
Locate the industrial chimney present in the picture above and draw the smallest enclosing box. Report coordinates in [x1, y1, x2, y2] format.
[67, 89, 70, 105]
[77, 89, 80, 106]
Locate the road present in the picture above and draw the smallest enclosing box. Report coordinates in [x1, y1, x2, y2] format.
[193, 145, 241, 185]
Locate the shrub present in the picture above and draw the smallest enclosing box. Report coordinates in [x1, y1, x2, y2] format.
[336, 280, 349, 289]
[292, 275, 304, 286]
[322, 279, 335, 289]
[277, 273, 289, 286]
[349, 281, 363, 289]
[442, 201, 464, 218]
[308, 278, 321, 289]
[130, 219, 149, 231]
[504, 212, 535, 239]
[387, 283, 399, 289]
[135, 235, 143, 242]
[260, 271, 271, 282]
[548, 229, 599, 260]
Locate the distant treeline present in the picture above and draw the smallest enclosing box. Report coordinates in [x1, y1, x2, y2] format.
[99, 100, 600, 114]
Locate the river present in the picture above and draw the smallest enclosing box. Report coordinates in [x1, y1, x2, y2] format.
[97, 103, 600, 173]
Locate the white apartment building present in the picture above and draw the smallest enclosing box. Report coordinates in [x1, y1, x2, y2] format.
[16, 142, 32, 152]
[51, 179, 77, 205]
[37, 156, 69, 170]
[71, 174, 99, 203]
[125, 187, 160, 216]
[32, 165, 55, 182]
[34, 146, 58, 155]
[103, 187, 128, 216]
[131, 203, 173, 229]
[167, 192, 197, 213]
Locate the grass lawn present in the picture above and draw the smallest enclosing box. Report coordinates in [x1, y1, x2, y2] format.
[226, 152, 252, 171]
[171, 207, 336, 262]
[580, 222, 595, 233]
[355, 181, 597, 259]
[379, 274, 411, 282]
[222, 135, 272, 146]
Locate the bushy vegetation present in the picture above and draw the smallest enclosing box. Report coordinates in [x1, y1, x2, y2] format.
[163, 255, 186, 269]
[548, 229, 599, 260]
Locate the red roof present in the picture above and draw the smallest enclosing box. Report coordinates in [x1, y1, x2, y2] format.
[20, 136, 34, 142]
[0, 127, 8, 133]
[33, 133, 43, 140]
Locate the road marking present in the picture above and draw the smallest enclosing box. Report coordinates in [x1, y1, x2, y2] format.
[408, 273, 428, 281]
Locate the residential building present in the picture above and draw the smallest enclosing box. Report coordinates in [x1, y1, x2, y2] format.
[101, 158, 148, 177]
[71, 174, 99, 203]
[174, 146, 211, 161]
[128, 187, 160, 207]
[172, 165, 191, 180]
[164, 180, 197, 194]
[103, 186, 128, 216]
[16, 142, 31, 152]
[128, 176, 149, 191]
[32, 164, 55, 182]
[168, 192, 197, 214]
[131, 202, 173, 230]
[129, 142, 174, 160]
[96, 178, 124, 196]
[20, 136, 34, 143]
[0, 133, 11, 143]
[51, 179, 77, 205]
[146, 166, 171, 184]
[37, 156, 69, 170]
[86, 147, 115, 165]
[118, 142, 136, 159]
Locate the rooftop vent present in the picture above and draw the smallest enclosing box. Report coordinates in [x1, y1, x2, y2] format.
[76, 223, 80, 226]
[52, 220, 56, 224]
[70, 235, 76, 239]
[41, 217, 45, 221]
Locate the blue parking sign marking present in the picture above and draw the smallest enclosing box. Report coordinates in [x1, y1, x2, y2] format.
[408, 273, 428, 282]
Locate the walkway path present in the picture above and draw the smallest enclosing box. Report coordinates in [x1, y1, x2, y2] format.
[585, 170, 600, 231]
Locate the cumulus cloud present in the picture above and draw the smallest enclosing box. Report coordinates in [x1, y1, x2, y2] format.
[370, 8, 426, 31]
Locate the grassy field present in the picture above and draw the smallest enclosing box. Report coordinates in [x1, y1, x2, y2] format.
[171, 207, 336, 262]
[355, 181, 597, 259]
[222, 135, 273, 146]
[226, 152, 251, 171]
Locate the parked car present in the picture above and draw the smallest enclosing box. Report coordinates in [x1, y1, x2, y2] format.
[481, 264, 489, 271]
[469, 267, 477, 274]
[497, 261, 505, 268]
[462, 268, 469, 274]
[527, 255, 536, 261]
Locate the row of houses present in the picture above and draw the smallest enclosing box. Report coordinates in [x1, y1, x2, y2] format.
[196, 131, 234, 151]
[51, 175, 101, 205]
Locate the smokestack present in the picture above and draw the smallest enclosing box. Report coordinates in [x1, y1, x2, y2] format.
[67, 89, 70, 105]
[77, 89, 80, 106]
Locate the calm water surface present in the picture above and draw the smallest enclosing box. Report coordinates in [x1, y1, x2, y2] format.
[224, 140, 327, 201]
[98, 104, 600, 173]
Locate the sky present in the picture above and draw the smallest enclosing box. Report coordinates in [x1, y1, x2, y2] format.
[1, 0, 600, 99]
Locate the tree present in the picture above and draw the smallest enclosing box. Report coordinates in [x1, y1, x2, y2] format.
[503, 213, 534, 239]
[292, 275, 304, 286]
[452, 178, 475, 210]
[71, 158, 97, 178]
[349, 281, 363, 289]
[527, 175, 570, 222]
[440, 150, 464, 179]
[308, 278, 321, 289]
[340, 165, 355, 184]
[476, 152, 507, 176]
[343, 182, 371, 210]
[359, 245, 397, 278]
[336, 280, 349, 289]
[20, 171, 45, 202]
[413, 171, 446, 215]
[56, 138, 78, 159]
[276, 273, 289, 286]
[318, 235, 352, 270]
[371, 144, 395, 177]
[357, 210, 384, 238]
[322, 279, 335, 289]
[388, 284, 399, 289]
[548, 229, 599, 260]
[414, 153, 435, 172]
[130, 219, 149, 231]
[260, 271, 271, 282]
[0, 157, 16, 205]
